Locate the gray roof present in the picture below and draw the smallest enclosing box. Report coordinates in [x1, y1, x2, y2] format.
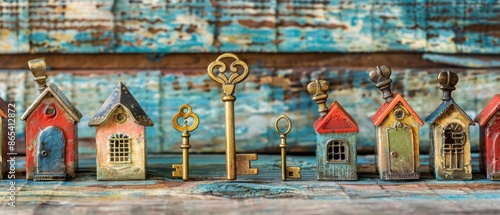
[21, 83, 82, 122]
[88, 82, 153, 127]
[426, 99, 474, 125]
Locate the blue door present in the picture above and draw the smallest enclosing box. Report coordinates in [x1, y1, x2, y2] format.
[36, 126, 66, 180]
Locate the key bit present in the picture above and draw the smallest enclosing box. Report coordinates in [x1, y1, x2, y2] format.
[236, 154, 259, 175]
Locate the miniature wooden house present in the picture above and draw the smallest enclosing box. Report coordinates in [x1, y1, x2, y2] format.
[307, 80, 359, 180]
[0, 97, 7, 179]
[369, 66, 423, 180]
[426, 71, 474, 180]
[475, 94, 500, 180]
[88, 82, 153, 180]
[21, 59, 82, 180]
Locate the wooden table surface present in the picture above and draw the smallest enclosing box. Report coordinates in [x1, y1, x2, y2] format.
[1, 154, 499, 214]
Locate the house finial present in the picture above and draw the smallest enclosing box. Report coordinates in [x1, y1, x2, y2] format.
[369, 65, 394, 102]
[438, 71, 458, 101]
[28, 58, 48, 93]
[307, 80, 329, 116]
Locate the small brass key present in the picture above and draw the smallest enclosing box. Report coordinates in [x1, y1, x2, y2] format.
[275, 114, 301, 181]
[172, 104, 199, 181]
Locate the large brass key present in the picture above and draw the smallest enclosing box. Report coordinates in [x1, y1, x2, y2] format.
[171, 104, 199, 181]
[207, 53, 258, 180]
[275, 114, 301, 180]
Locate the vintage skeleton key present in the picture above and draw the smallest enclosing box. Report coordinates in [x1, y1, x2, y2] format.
[171, 104, 199, 181]
[275, 114, 301, 180]
[207, 53, 258, 180]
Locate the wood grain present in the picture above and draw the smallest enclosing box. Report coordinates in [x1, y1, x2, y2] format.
[2, 1, 500, 53]
[0, 154, 499, 214]
[2, 67, 499, 154]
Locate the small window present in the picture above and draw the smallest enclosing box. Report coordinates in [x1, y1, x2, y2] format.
[108, 133, 131, 164]
[443, 123, 464, 170]
[327, 140, 349, 163]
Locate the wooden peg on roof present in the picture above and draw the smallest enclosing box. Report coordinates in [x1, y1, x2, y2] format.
[369, 65, 394, 102]
[28, 58, 48, 93]
[438, 71, 459, 101]
[307, 80, 329, 116]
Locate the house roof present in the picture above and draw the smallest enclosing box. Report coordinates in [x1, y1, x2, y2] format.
[475, 94, 500, 126]
[88, 82, 153, 127]
[21, 83, 82, 122]
[426, 99, 475, 125]
[0, 97, 7, 119]
[314, 101, 359, 134]
[371, 93, 424, 126]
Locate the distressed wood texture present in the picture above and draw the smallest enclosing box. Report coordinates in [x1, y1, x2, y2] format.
[2, 1, 500, 53]
[1, 154, 500, 214]
[1, 67, 499, 154]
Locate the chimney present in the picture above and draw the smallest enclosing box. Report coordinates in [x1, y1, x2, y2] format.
[369, 65, 394, 103]
[437, 71, 458, 101]
[28, 58, 48, 93]
[307, 80, 329, 116]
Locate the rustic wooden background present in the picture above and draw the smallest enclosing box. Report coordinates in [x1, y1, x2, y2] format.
[1, 1, 500, 154]
[2, 0, 500, 53]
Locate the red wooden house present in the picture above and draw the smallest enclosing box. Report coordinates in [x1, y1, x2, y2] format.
[0, 97, 7, 179]
[21, 59, 82, 180]
[475, 94, 500, 180]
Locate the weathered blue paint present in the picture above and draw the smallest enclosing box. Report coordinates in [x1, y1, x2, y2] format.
[0, 0, 29, 53]
[2, 68, 500, 154]
[195, 182, 298, 198]
[2, 1, 500, 53]
[36, 126, 66, 178]
[316, 133, 357, 180]
[423, 54, 500, 68]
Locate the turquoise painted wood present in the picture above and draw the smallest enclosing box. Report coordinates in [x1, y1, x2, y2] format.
[2, 67, 498, 154]
[1, 1, 500, 53]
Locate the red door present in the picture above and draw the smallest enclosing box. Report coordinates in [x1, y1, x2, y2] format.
[494, 133, 500, 173]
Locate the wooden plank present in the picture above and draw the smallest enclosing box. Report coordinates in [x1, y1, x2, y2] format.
[28, 0, 114, 53]
[3, 68, 499, 154]
[1, 1, 500, 53]
[0, 53, 449, 70]
[0, 154, 499, 214]
[0, 0, 29, 53]
[113, 0, 216, 52]
[426, 0, 500, 53]
[215, 0, 277, 52]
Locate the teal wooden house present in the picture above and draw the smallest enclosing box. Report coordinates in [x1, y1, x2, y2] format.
[308, 80, 359, 180]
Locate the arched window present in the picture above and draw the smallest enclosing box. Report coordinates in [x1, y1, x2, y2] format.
[443, 123, 464, 170]
[108, 133, 131, 163]
[327, 140, 349, 163]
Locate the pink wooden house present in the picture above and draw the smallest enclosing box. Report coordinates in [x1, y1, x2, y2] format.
[88, 82, 154, 180]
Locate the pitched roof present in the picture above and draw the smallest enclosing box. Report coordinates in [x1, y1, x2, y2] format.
[426, 99, 475, 125]
[0, 97, 7, 119]
[371, 93, 424, 126]
[314, 101, 359, 134]
[88, 82, 153, 127]
[21, 83, 82, 122]
[475, 94, 500, 126]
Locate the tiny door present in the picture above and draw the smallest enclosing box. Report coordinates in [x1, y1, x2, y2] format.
[494, 133, 500, 173]
[388, 126, 414, 173]
[37, 126, 66, 176]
